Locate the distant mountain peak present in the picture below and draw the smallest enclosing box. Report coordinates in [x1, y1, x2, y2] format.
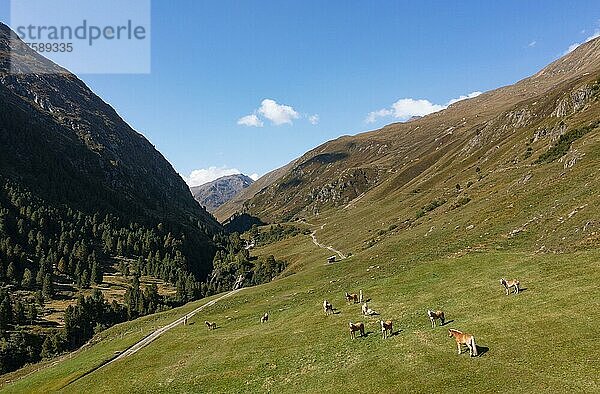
[191, 174, 254, 213]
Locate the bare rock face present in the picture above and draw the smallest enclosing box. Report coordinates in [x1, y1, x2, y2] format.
[552, 84, 596, 117]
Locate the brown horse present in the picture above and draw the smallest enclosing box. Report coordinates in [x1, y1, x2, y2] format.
[349, 322, 365, 339]
[427, 310, 445, 328]
[323, 300, 334, 315]
[345, 292, 359, 304]
[500, 278, 520, 295]
[204, 321, 217, 330]
[380, 320, 393, 339]
[448, 329, 478, 357]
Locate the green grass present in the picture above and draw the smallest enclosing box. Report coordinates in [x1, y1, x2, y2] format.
[5, 109, 600, 393]
[5, 231, 599, 393]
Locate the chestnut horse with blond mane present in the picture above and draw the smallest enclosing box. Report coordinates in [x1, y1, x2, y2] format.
[349, 322, 365, 339]
[448, 329, 478, 357]
[380, 320, 393, 339]
[427, 310, 445, 328]
[345, 292, 359, 304]
[500, 278, 520, 295]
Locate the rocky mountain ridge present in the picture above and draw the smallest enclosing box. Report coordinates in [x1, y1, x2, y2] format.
[191, 174, 254, 213]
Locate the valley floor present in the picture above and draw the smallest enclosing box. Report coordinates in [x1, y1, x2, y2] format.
[3, 232, 599, 393]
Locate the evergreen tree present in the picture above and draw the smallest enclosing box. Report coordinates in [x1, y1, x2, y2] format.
[42, 273, 54, 299]
[21, 268, 33, 289]
[91, 261, 103, 285]
[6, 262, 16, 283]
[13, 300, 26, 325]
[40, 336, 54, 359]
[80, 270, 90, 289]
[0, 296, 13, 330]
[57, 257, 67, 274]
[26, 303, 38, 324]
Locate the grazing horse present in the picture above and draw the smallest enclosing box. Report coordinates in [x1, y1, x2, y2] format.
[427, 310, 445, 328]
[345, 292, 359, 304]
[500, 278, 520, 295]
[448, 329, 478, 357]
[204, 321, 217, 330]
[260, 312, 269, 323]
[323, 300, 334, 315]
[349, 322, 365, 339]
[380, 320, 393, 339]
[362, 302, 379, 316]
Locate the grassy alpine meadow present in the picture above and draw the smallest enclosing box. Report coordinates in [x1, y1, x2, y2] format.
[5, 229, 599, 393]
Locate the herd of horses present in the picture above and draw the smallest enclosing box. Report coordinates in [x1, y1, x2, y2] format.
[200, 276, 521, 358]
[329, 277, 520, 357]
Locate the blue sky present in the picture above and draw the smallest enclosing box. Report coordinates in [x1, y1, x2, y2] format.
[2, 1, 599, 186]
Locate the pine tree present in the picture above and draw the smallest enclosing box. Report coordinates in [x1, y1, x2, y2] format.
[21, 268, 33, 289]
[91, 261, 103, 285]
[80, 270, 90, 289]
[41, 336, 54, 359]
[26, 303, 38, 324]
[13, 300, 25, 325]
[6, 262, 16, 283]
[42, 273, 54, 299]
[36, 266, 45, 286]
[0, 296, 13, 329]
[57, 257, 67, 274]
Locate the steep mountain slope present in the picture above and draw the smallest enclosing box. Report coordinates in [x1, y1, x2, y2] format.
[0, 23, 218, 231]
[214, 159, 299, 221]
[233, 37, 600, 231]
[191, 174, 254, 213]
[0, 23, 231, 373]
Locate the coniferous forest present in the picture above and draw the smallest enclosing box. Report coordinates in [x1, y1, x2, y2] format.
[0, 175, 287, 374]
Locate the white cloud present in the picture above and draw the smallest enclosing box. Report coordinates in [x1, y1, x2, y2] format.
[365, 108, 394, 123]
[249, 173, 260, 181]
[366, 91, 482, 123]
[528, 40, 537, 47]
[237, 114, 263, 127]
[564, 29, 600, 55]
[446, 91, 483, 106]
[237, 98, 315, 127]
[257, 99, 300, 125]
[184, 166, 242, 187]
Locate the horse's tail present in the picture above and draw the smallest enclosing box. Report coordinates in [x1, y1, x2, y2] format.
[470, 336, 478, 356]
